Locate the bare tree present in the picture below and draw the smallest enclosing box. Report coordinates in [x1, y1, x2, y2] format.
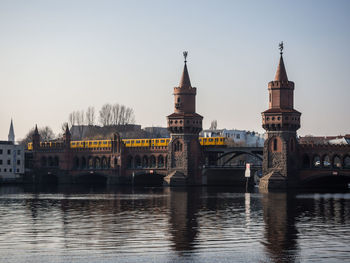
[86, 106, 95, 126]
[99, 103, 113, 126]
[76, 110, 85, 139]
[68, 112, 76, 128]
[210, 120, 217, 130]
[112, 104, 120, 125]
[20, 126, 55, 146]
[125, 107, 135, 124]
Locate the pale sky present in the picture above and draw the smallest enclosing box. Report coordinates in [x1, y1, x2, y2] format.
[0, 0, 349, 141]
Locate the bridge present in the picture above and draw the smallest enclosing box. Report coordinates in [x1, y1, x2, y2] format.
[27, 49, 350, 190]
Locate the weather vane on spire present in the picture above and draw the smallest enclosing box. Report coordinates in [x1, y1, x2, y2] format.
[183, 51, 188, 63]
[279, 41, 284, 55]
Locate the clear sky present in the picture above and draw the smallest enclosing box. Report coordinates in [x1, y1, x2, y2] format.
[0, 0, 349, 141]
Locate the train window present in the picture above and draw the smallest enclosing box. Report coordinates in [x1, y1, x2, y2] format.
[72, 143, 76, 145]
[209, 139, 213, 142]
[161, 140, 165, 143]
[156, 140, 159, 143]
[136, 140, 140, 143]
[220, 138, 223, 141]
[204, 139, 207, 142]
[147, 140, 150, 143]
[94, 142, 98, 145]
[89, 142, 92, 145]
[215, 138, 218, 142]
[103, 141, 107, 144]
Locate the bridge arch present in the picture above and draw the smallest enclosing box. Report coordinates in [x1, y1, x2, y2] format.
[74, 172, 108, 184]
[214, 150, 262, 166]
[300, 173, 350, 189]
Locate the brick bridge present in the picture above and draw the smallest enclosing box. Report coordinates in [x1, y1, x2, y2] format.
[29, 49, 350, 189]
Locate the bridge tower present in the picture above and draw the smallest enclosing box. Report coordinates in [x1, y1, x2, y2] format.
[260, 43, 301, 190]
[165, 52, 203, 185]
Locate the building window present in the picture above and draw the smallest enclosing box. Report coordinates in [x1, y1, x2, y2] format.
[0, 149, 2, 154]
[236, 134, 240, 139]
[17, 160, 20, 165]
[9, 169, 12, 172]
[0, 160, 2, 165]
[17, 150, 21, 155]
[17, 169, 19, 173]
[7, 149, 11, 155]
[273, 139, 278, 151]
[4, 168, 6, 172]
[7, 160, 11, 165]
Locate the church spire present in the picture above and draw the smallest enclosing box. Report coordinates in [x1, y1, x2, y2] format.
[8, 119, 15, 143]
[179, 51, 192, 88]
[274, 42, 288, 82]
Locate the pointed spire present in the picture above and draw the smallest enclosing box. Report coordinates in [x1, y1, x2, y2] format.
[274, 42, 288, 81]
[65, 123, 70, 135]
[179, 51, 192, 88]
[8, 119, 15, 143]
[34, 124, 39, 135]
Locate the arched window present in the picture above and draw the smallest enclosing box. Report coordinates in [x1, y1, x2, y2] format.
[142, 156, 149, 168]
[322, 155, 330, 168]
[127, 156, 133, 168]
[302, 154, 310, 168]
[177, 97, 181, 103]
[48, 156, 53, 167]
[74, 156, 79, 169]
[88, 157, 93, 169]
[174, 140, 182, 152]
[54, 156, 59, 167]
[158, 155, 164, 168]
[101, 157, 108, 169]
[150, 155, 156, 168]
[273, 139, 277, 151]
[81, 157, 86, 169]
[344, 155, 350, 169]
[333, 155, 341, 169]
[41, 156, 47, 167]
[312, 155, 321, 168]
[94, 157, 100, 169]
[135, 155, 141, 168]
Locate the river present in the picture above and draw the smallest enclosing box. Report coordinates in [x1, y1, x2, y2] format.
[0, 185, 349, 262]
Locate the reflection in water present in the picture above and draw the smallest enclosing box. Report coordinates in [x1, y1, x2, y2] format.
[261, 193, 299, 263]
[167, 188, 200, 252]
[0, 185, 349, 263]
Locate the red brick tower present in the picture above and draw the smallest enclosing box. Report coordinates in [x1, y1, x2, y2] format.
[165, 52, 203, 185]
[260, 43, 301, 190]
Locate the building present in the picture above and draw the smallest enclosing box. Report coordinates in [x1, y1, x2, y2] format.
[143, 127, 170, 138]
[0, 120, 25, 182]
[201, 129, 265, 147]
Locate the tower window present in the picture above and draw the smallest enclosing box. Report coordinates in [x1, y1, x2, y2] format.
[273, 139, 277, 151]
[269, 93, 271, 102]
[177, 98, 181, 103]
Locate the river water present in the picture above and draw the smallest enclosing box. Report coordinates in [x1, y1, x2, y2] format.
[0, 185, 349, 263]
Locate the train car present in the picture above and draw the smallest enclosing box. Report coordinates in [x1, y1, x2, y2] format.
[27, 136, 226, 151]
[200, 137, 226, 146]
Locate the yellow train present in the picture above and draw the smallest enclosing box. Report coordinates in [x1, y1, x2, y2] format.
[28, 137, 226, 150]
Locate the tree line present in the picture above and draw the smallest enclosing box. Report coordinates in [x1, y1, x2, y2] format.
[68, 103, 135, 128]
[20, 103, 135, 144]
